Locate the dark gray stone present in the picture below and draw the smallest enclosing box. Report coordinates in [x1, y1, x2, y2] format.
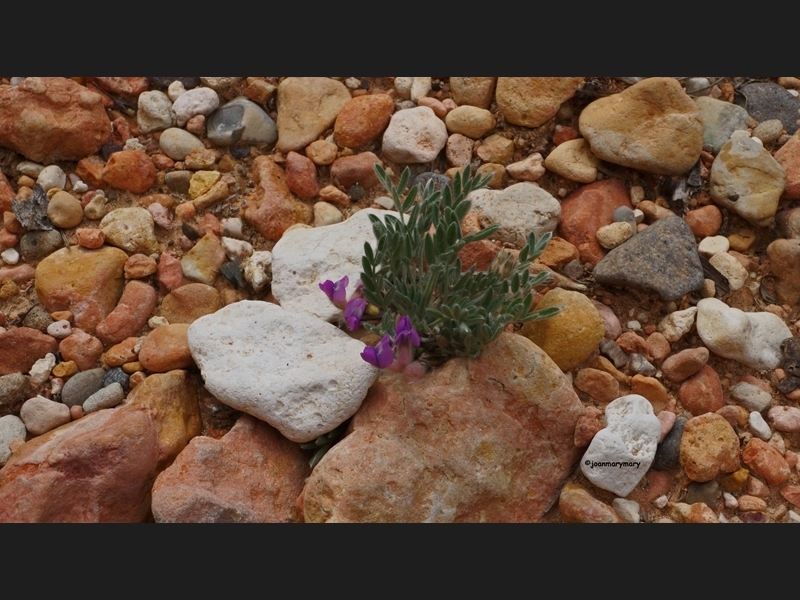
[19, 230, 64, 262]
[685, 480, 720, 509]
[207, 97, 277, 147]
[593, 215, 704, 301]
[411, 172, 452, 195]
[0, 373, 36, 416]
[652, 416, 687, 471]
[60, 368, 106, 408]
[21, 304, 53, 333]
[738, 82, 800, 135]
[103, 367, 130, 393]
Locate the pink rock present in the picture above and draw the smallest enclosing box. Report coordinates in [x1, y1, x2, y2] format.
[157, 253, 185, 293]
[75, 228, 105, 249]
[679, 365, 724, 416]
[661, 347, 709, 382]
[59, 329, 104, 371]
[302, 333, 584, 522]
[330, 152, 382, 190]
[616, 330, 650, 359]
[102, 150, 156, 194]
[768, 406, 800, 432]
[780, 485, 800, 508]
[742, 438, 791, 486]
[95, 281, 158, 344]
[558, 179, 633, 266]
[657, 410, 677, 442]
[152, 414, 310, 523]
[243, 156, 312, 242]
[559, 484, 623, 523]
[644, 332, 671, 363]
[148, 202, 172, 229]
[285, 151, 320, 199]
[573, 406, 604, 447]
[774, 129, 800, 200]
[0, 77, 111, 163]
[0, 404, 160, 522]
[0, 328, 58, 376]
[591, 300, 622, 340]
[0, 264, 35, 285]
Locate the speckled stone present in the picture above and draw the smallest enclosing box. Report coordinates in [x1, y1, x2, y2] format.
[680, 412, 740, 482]
[739, 82, 800, 135]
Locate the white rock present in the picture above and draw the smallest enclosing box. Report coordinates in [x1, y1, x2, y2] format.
[788, 510, 800, 523]
[696, 298, 792, 370]
[29, 353, 56, 384]
[749, 411, 772, 440]
[410, 77, 432, 103]
[100, 207, 158, 254]
[596, 222, 634, 249]
[709, 252, 748, 291]
[83, 383, 125, 414]
[137, 90, 176, 134]
[394, 77, 413, 99]
[83, 191, 108, 220]
[221, 236, 253, 260]
[123, 138, 147, 152]
[0, 415, 26, 466]
[657, 306, 697, 342]
[187, 301, 378, 443]
[47, 320, 72, 339]
[612, 498, 641, 523]
[467, 182, 561, 249]
[221, 217, 245, 239]
[697, 235, 730, 257]
[271, 208, 399, 322]
[36, 165, 66, 192]
[20, 395, 71, 436]
[653, 495, 668, 508]
[580, 394, 662, 497]
[314, 201, 343, 227]
[731, 381, 773, 412]
[382, 106, 448, 164]
[172, 86, 220, 127]
[1, 247, 19, 265]
[506, 153, 546, 182]
[241, 250, 273, 293]
[167, 80, 186, 102]
[723, 492, 738, 508]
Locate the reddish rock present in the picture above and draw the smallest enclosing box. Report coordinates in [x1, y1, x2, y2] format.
[102, 150, 156, 194]
[0, 228, 17, 248]
[157, 253, 185, 293]
[559, 484, 623, 523]
[152, 414, 310, 523]
[0, 328, 58, 376]
[138, 324, 194, 373]
[680, 412, 740, 482]
[558, 179, 633, 266]
[774, 129, 800, 200]
[95, 281, 158, 344]
[90, 77, 149, 99]
[59, 329, 104, 371]
[574, 368, 619, 402]
[124, 253, 158, 279]
[0, 404, 160, 522]
[284, 151, 319, 199]
[458, 239, 503, 272]
[661, 347, 709, 382]
[330, 152, 382, 190]
[616, 331, 650, 359]
[780, 485, 800, 508]
[679, 365, 724, 416]
[302, 333, 584, 522]
[573, 406, 604, 447]
[75, 228, 105, 249]
[685, 205, 723, 237]
[741, 438, 791, 486]
[333, 93, 395, 149]
[104, 337, 139, 368]
[0, 77, 111, 163]
[76, 155, 107, 189]
[0, 172, 15, 213]
[0, 264, 35, 285]
[159, 283, 222, 324]
[243, 156, 312, 242]
[35, 246, 128, 334]
[110, 116, 133, 145]
[644, 332, 671, 363]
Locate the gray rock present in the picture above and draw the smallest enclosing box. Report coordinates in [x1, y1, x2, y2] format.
[731, 381, 773, 412]
[0, 415, 26, 466]
[695, 96, 750, 154]
[0, 373, 36, 416]
[159, 127, 205, 161]
[19, 230, 64, 262]
[593, 215, 704, 301]
[22, 304, 54, 333]
[628, 353, 656, 376]
[83, 382, 125, 414]
[103, 367, 130, 393]
[685, 479, 719, 509]
[60, 368, 105, 407]
[612, 205, 637, 235]
[207, 97, 277, 147]
[165, 170, 192, 194]
[652, 416, 687, 471]
[738, 82, 800, 135]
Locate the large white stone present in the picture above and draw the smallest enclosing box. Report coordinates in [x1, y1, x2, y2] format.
[580, 394, 661, 497]
[467, 182, 560, 249]
[187, 301, 378, 443]
[382, 106, 447, 164]
[271, 208, 400, 322]
[696, 298, 792, 370]
[172, 86, 220, 127]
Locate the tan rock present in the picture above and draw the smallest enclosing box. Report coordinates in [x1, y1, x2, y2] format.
[159, 283, 222, 324]
[680, 413, 740, 482]
[188, 170, 220, 199]
[100, 207, 158, 255]
[306, 140, 338, 166]
[496, 77, 584, 128]
[445, 105, 496, 139]
[668, 501, 719, 523]
[102, 150, 156, 194]
[506, 153, 546, 182]
[559, 484, 623, 523]
[46, 191, 83, 229]
[574, 368, 619, 402]
[449, 77, 496, 109]
[476, 134, 515, 164]
[544, 138, 599, 183]
[630, 375, 672, 414]
[180, 233, 226, 286]
[276, 77, 351, 153]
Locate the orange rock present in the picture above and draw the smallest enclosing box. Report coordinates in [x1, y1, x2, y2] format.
[102, 150, 156, 194]
[333, 93, 394, 149]
[559, 484, 623, 523]
[138, 324, 194, 373]
[741, 438, 791, 486]
[680, 413, 740, 482]
[59, 329, 104, 371]
[95, 281, 158, 344]
[331, 152, 382, 190]
[284, 151, 319, 199]
[0, 327, 58, 376]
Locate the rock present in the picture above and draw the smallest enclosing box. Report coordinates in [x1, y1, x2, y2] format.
[749, 410, 771, 440]
[181, 233, 226, 285]
[306, 140, 338, 165]
[137, 90, 176, 134]
[774, 129, 800, 200]
[467, 182, 560, 249]
[709, 136, 786, 227]
[0, 77, 111, 163]
[284, 151, 320, 199]
[330, 152, 381, 190]
[593, 215, 704, 301]
[696, 298, 791, 370]
[241, 251, 273, 292]
[444, 105, 496, 139]
[188, 301, 376, 443]
[739, 82, 800, 135]
[382, 106, 448, 164]
[313, 202, 343, 227]
[157, 253, 185, 293]
[694, 96, 751, 154]
[661, 347, 709, 382]
[0, 327, 58, 377]
[558, 179, 633, 266]
[559, 484, 623, 523]
[768, 406, 800, 432]
[124, 253, 158, 279]
[595, 222, 633, 249]
[0, 415, 25, 466]
[333, 93, 394, 149]
[100, 207, 158, 254]
[658, 307, 697, 343]
[495, 77, 583, 128]
[579, 77, 704, 175]
[574, 368, 619, 402]
[506, 153, 546, 182]
[767, 239, 800, 306]
[59, 328, 103, 371]
[731, 381, 773, 412]
[159, 283, 222, 324]
[20, 396, 71, 436]
[652, 416, 686, 471]
[19, 230, 63, 261]
[0, 373, 36, 416]
[275, 77, 351, 153]
[612, 497, 641, 523]
[95, 281, 158, 344]
[449, 77, 496, 109]
[60, 368, 105, 407]
[685, 205, 723, 238]
[138, 324, 194, 373]
[243, 156, 312, 242]
[151, 414, 309, 523]
[573, 406, 604, 447]
[544, 138, 599, 183]
[158, 127, 205, 160]
[207, 97, 276, 147]
[520, 288, 606, 372]
[741, 438, 791, 485]
[91, 77, 148, 99]
[171, 86, 219, 127]
[302, 333, 583, 522]
[678, 365, 724, 416]
[82, 383, 125, 414]
[752, 119, 785, 144]
[580, 394, 661, 497]
[46, 191, 83, 229]
[668, 501, 719, 523]
[680, 412, 740, 482]
[685, 479, 720, 509]
[36, 165, 66, 192]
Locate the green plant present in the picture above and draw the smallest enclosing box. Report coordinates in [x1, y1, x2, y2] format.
[357, 164, 560, 368]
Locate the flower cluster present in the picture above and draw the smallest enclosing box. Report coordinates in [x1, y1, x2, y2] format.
[319, 275, 368, 332]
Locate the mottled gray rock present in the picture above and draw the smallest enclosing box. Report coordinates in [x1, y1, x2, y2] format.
[172, 86, 219, 127]
[83, 382, 125, 414]
[685, 479, 720, 509]
[137, 90, 176, 134]
[695, 96, 750, 154]
[60, 368, 105, 407]
[739, 82, 800, 135]
[0, 373, 36, 416]
[207, 97, 276, 147]
[20, 230, 63, 262]
[731, 381, 773, 412]
[593, 215, 704, 301]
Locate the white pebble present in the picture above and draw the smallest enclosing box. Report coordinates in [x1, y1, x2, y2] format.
[627, 320, 642, 331]
[29, 353, 56, 384]
[167, 80, 187, 102]
[46, 320, 72, 339]
[221, 217, 245, 239]
[36, 164, 66, 192]
[373, 196, 394, 210]
[394, 77, 413, 99]
[221, 236, 253, 260]
[749, 411, 772, 440]
[242, 250, 273, 293]
[124, 138, 147, 152]
[345, 77, 361, 90]
[788, 510, 800, 522]
[612, 498, 641, 523]
[723, 492, 738, 508]
[148, 315, 169, 329]
[697, 235, 730, 257]
[653, 495, 669, 509]
[172, 87, 220, 127]
[1, 247, 20, 265]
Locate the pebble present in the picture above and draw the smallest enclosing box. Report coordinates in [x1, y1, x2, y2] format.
[679, 365, 724, 415]
[774, 129, 800, 200]
[306, 140, 338, 166]
[768, 406, 800, 432]
[652, 416, 687, 471]
[159, 283, 222, 324]
[749, 411, 772, 440]
[657, 410, 676, 442]
[207, 97, 276, 147]
[331, 152, 381, 190]
[275, 77, 351, 153]
[544, 138, 599, 183]
[697, 235, 729, 257]
[180, 233, 226, 286]
[124, 253, 158, 279]
[739, 81, 800, 135]
[449, 77, 496, 109]
[138, 323, 194, 372]
[20, 395, 71, 435]
[0, 415, 26, 466]
[313, 201, 343, 227]
[657, 306, 697, 342]
[685, 205, 723, 238]
[731, 381, 773, 412]
[741, 438, 791, 485]
[680, 412, 740, 482]
[445, 105, 495, 139]
[284, 151, 320, 199]
[60, 367, 106, 407]
[159, 127, 205, 161]
[611, 498, 640, 523]
[59, 328, 104, 371]
[766, 239, 800, 306]
[36, 165, 67, 193]
[333, 94, 395, 149]
[685, 480, 720, 509]
[696, 298, 792, 370]
[496, 77, 584, 128]
[506, 153, 545, 182]
[595, 221, 633, 249]
[559, 483, 623, 523]
[20, 230, 64, 262]
[102, 150, 156, 194]
[0, 247, 19, 264]
[95, 280, 158, 344]
[241, 250, 273, 292]
[628, 354, 656, 376]
[0, 326, 58, 377]
[752, 119, 784, 144]
[476, 134, 515, 164]
[46, 319, 72, 339]
[574, 368, 619, 402]
[580, 394, 661, 496]
[137, 90, 176, 133]
[83, 382, 125, 414]
[382, 106, 447, 164]
[573, 406, 604, 447]
[172, 86, 219, 127]
[694, 96, 751, 153]
[661, 347, 709, 382]
[100, 207, 158, 255]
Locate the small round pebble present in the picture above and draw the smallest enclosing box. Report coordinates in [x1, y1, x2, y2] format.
[46, 320, 72, 339]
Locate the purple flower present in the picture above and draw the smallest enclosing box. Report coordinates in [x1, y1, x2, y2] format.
[343, 298, 368, 331]
[319, 276, 349, 304]
[361, 334, 394, 369]
[394, 315, 420, 367]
